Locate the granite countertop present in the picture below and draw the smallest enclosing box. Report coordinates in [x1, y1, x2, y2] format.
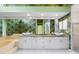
[20, 34, 68, 37]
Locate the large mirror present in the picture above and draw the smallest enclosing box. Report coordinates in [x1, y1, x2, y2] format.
[0, 19, 55, 36]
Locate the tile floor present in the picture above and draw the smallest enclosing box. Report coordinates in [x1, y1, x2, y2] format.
[15, 49, 78, 54]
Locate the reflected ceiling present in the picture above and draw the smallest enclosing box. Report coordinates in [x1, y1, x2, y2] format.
[0, 4, 71, 19]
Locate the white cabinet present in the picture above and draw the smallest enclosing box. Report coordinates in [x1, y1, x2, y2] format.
[18, 36, 69, 49]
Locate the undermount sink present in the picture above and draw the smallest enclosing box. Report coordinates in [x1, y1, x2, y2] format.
[51, 32, 64, 36]
[22, 32, 32, 35]
[55, 33, 64, 36]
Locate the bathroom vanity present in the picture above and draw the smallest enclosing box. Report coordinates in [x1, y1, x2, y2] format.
[18, 35, 69, 49]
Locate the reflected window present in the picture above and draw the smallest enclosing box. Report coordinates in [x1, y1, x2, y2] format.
[0, 20, 2, 36]
[36, 20, 43, 34]
[59, 21, 63, 30]
[45, 20, 50, 34]
[59, 19, 68, 32]
[63, 19, 67, 30]
[50, 20, 55, 33]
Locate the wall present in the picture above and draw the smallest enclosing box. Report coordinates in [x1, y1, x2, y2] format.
[71, 4, 79, 52]
[0, 6, 70, 12]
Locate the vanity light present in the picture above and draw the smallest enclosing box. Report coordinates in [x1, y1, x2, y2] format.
[55, 14, 58, 16]
[41, 13, 44, 16]
[27, 13, 31, 16]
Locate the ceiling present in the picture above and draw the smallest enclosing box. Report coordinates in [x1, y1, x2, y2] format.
[0, 4, 70, 19]
[0, 12, 69, 19]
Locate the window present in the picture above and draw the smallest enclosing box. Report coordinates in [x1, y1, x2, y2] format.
[36, 19, 55, 34]
[36, 20, 44, 34]
[45, 20, 50, 34]
[59, 21, 63, 30]
[59, 19, 68, 32]
[50, 20, 55, 33]
[63, 19, 67, 30]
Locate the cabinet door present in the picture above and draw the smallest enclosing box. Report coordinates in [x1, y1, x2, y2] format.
[38, 37, 44, 49]
[31, 37, 38, 49]
[60, 37, 69, 49]
[41, 37, 46, 49]
[44, 37, 51, 49]
[53, 37, 61, 49]
[18, 37, 25, 48]
[24, 37, 32, 49]
[48, 37, 54, 49]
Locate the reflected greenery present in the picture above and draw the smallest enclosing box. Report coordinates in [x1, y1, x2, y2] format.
[0, 20, 2, 36]
[50, 20, 55, 33]
[5, 19, 55, 35]
[6, 19, 36, 36]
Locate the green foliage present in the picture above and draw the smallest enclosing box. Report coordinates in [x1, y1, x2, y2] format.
[15, 20, 28, 33]
[50, 20, 55, 32]
[0, 20, 2, 36]
[6, 19, 36, 36]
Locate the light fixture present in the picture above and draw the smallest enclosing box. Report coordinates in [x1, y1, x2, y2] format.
[27, 13, 31, 16]
[55, 13, 58, 16]
[41, 13, 44, 16]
